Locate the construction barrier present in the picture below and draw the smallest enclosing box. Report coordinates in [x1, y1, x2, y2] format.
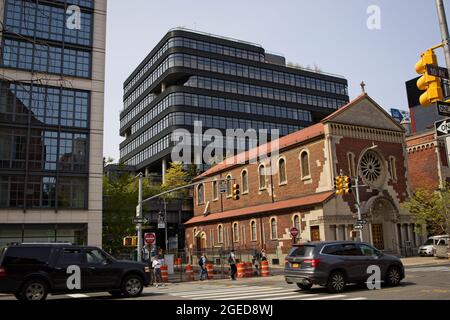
[175, 258, 182, 266]
[261, 260, 269, 277]
[185, 264, 194, 281]
[245, 262, 253, 278]
[237, 262, 245, 278]
[206, 263, 214, 279]
[161, 265, 168, 283]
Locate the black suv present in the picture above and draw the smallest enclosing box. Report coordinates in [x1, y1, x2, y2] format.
[284, 241, 405, 293]
[0, 244, 151, 301]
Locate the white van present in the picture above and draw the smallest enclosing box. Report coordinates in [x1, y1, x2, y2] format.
[418, 235, 449, 256]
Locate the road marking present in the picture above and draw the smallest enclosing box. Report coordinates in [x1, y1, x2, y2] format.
[407, 266, 450, 272]
[344, 297, 368, 300]
[185, 287, 288, 299]
[167, 285, 250, 295]
[207, 290, 300, 300]
[300, 294, 346, 300]
[259, 294, 319, 300]
[66, 294, 90, 299]
[171, 286, 278, 297]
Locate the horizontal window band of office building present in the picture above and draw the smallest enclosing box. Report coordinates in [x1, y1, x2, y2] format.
[4, 0, 94, 47]
[0, 224, 88, 247]
[119, 111, 301, 159]
[124, 29, 266, 90]
[0, 81, 91, 129]
[120, 87, 315, 134]
[121, 90, 313, 139]
[122, 50, 348, 110]
[0, 175, 88, 210]
[1, 36, 92, 78]
[121, 65, 347, 130]
[123, 37, 346, 99]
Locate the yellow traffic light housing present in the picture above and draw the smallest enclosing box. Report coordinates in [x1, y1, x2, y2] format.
[334, 176, 344, 196]
[415, 48, 444, 106]
[342, 176, 352, 195]
[232, 183, 240, 201]
[123, 236, 138, 247]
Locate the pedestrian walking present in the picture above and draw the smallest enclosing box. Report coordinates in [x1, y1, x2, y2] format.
[152, 255, 165, 287]
[198, 253, 208, 281]
[261, 249, 267, 262]
[228, 249, 237, 280]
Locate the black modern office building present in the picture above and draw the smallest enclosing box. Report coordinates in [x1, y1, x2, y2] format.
[119, 28, 350, 177]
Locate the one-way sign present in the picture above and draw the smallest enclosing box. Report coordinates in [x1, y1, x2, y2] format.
[435, 119, 450, 137]
[133, 217, 149, 224]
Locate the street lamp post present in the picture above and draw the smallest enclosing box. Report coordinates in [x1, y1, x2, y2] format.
[136, 172, 143, 262]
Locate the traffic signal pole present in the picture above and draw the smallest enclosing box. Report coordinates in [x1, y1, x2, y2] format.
[354, 177, 363, 242]
[137, 173, 143, 262]
[436, 0, 450, 75]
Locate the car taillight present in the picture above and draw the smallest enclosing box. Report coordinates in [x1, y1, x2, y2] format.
[303, 259, 320, 268]
[0, 267, 6, 278]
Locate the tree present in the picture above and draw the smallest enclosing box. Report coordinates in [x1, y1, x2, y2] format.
[161, 162, 191, 199]
[403, 187, 450, 236]
[103, 172, 161, 255]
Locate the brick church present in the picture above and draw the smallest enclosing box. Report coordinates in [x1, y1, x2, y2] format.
[185, 93, 422, 262]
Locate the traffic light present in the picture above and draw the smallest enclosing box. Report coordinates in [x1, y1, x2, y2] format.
[123, 236, 138, 247]
[415, 48, 443, 106]
[232, 184, 240, 200]
[334, 176, 344, 196]
[342, 176, 352, 194]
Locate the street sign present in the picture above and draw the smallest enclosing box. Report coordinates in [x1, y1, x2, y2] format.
[357, 220, 367, 225]
[219, 181, 227, 194]
[436, 100, 450, 117]
[144, 232, 156, 245]
[435, 119, 450, 137]
[133, 217, 149, 224]
[426, 64, 449, 79]
[158, 222, 166, 229]
[290, 227, 299, 238]
[354, 225, 363, 230]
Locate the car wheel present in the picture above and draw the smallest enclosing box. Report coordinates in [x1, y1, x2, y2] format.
[21, 279, 49, 301]
[326, 271, 346, 293]
[296, 283, 313, 291]
[121, 274, 144, 298]
[108, 290, 122, 298]
[385, 266, 401, 286]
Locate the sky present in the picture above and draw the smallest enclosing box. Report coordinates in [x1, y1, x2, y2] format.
[104, 0, 450, 160]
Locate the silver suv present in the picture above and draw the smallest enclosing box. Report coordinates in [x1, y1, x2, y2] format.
[284, 241, 404, 293]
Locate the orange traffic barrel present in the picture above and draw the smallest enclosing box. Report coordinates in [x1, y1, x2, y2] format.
[185, 264, 194, 281]
[160, 265, 168, 283]
[175, 258, 182, 266]
[261, 260, 269, 277]
[206, 263, 214, 279]
[237, 262, 245, 278]
[245, 262, 253, 278]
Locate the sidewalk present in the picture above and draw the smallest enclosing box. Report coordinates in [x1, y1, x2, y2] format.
[400, 256, 449, 267]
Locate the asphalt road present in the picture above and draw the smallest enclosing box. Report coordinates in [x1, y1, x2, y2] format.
[0, 263, 449, 301]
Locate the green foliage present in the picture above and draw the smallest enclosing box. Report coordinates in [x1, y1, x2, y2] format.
[161, 162, 192, 199]
[102, 173, 160, 254]
[403, 187, 450, 236]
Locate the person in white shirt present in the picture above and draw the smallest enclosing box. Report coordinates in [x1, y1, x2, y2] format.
[152, 256, 165, 287]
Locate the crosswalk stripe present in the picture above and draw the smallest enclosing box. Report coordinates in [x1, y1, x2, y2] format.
[258, 294, 319, 300]
[66, 294, 90, 299]
[167, 285, 250, 295]
[344, 297, 368, 300]
[300, 294, 346, 300]
[187, 288, 287, 300]
[171, 286, 276, 297]
[212, 290, 302, 300]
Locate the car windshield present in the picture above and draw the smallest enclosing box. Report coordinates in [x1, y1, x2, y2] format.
[423, 239, 434, 245]
[288, 245, 315, 257]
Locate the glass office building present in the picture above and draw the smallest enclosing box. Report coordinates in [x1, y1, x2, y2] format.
[119, 29, 349, 176]
[0, 0, 107, 246]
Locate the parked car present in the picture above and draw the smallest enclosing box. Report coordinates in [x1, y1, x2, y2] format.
[284, 241, 404, 293]
[418, 235, 449, 257]
[0, 244, 151, 301]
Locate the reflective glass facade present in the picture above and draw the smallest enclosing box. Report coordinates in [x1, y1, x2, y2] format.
[120, 30, 349, 171]
[0, 0, 94, 210]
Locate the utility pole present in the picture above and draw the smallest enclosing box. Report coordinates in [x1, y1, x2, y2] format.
[164, 198, 168, 253]
[354, 177, 363, 242]
[436, 0, 450, 74]
[137, 172, 143, 262]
